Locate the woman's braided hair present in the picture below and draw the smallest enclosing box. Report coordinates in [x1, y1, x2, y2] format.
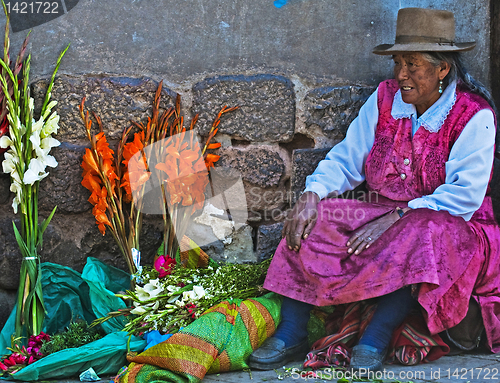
[422, 51, 499, 151]
[421, 52, 497, 116]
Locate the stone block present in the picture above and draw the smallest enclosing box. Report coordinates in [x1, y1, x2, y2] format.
[245, 186, 288, 220]
[0, 214, 22, 290]
[38, 142, 92, 214]
[192, 74, 295, 143]
[290, 148, 331, 203]
[304, 86, 375, 140]
[218, 146, 285, 188]
[0, 289, 17, 331]
[0, 173, 10, 205]
[214, 145, 289, 217]
[31, 76, 176, 141]
[256, 222, 284, 262]
[219, 225, 256, 264]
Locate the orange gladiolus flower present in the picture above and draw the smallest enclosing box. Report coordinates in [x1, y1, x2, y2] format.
[80, 131, 118, 236]
[82, 148, 99, 174]
[95, 132, 114, 160]
[204, 153, 220, 169]
[121, 131, 151, 201]
[122, 131, 145, 167]
[81, 173, 102, 193]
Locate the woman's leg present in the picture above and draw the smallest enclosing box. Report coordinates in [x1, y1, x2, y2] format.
[351, 286, 418, 371]
[359, 286, 418, 351]
[248, 296, 312, 369]
[273, 297, 312, 346]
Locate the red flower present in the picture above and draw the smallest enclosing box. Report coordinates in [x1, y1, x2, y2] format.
[185, 303, 198, 319]
[154, 255, 176, 278]
[3, 353, 26, 367]
[0, 361, 7, 371]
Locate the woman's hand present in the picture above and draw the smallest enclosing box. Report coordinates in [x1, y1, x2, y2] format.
[282, 191, 320, 252]
[347, 207, 410, 256]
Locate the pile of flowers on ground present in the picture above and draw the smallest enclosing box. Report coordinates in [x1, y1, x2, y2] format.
[0, 321, 104, 377]
[96, 255, 271, 335]
[0, 333, 49, 375]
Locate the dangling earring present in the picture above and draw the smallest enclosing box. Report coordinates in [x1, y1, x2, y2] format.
[439, 80, 443, 94]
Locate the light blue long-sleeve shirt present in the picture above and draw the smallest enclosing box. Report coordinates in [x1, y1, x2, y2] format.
[304, 81, 496, 221]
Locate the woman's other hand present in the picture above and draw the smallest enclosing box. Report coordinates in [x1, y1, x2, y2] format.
[347, 207, 410, 256]
[282, 191, 320, 252]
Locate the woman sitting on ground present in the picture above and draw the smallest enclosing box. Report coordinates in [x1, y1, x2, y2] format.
[249, 7, 500, 372]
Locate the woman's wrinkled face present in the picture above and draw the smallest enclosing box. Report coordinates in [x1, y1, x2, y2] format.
[392, 53, 449, 115]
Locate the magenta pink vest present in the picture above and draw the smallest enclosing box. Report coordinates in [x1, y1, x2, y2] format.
[365, 79, 494, 201]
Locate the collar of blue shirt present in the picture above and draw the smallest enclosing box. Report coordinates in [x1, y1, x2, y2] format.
[391, 80, 458, 134]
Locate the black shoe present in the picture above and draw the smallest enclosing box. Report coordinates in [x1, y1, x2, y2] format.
[248, 337, 309, 370]
[350, 344, 386, 375]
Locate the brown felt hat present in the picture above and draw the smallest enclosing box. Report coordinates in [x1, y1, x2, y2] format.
[373, 8, 476, 55]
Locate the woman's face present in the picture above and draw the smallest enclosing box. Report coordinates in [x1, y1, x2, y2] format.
[392, 53, 450, 115]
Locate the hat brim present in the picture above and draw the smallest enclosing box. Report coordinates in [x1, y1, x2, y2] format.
[372, 41, 476, 55]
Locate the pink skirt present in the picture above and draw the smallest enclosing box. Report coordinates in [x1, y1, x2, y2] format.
[264, 196, 500, 351]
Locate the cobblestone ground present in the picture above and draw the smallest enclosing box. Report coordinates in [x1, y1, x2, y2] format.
[26, 351, 500, 383]
[202, 352, 500, 383]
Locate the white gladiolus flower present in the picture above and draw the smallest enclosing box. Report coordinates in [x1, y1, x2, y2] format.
[193, 285, 206, 299]
[0, 135, 13, 148]
[2, 151, 18, 174]
[42, 136, 61, 152]
[130, 306, 147, 315]
[166, 285, 180, 293]
[42, 100, 58, 119]
[175, 299, 185, 308]
[41, 112, 60, 137]
[31, 131, 60, 159]
[135, 286, 151, 301]
[29, 130, 42, 153]
[136, 279, 164, 301]
[10, 181, 23, 214]
[143, 279, 164, 298]
[43, 154, 58, 168]
[31, 117, 44, 134]
[9, 168, 22, 186]
[23, 158, 49, 185]
[182, 290, 196, 302]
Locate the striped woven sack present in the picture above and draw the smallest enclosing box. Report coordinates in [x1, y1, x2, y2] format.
[116, 293, 282, 383]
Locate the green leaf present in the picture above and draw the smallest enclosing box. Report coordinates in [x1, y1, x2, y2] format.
[14, 262, 27, 338]
[37, 205, 57, 249]
[41, 43, 69, 115]
[21, 259, 45, 335]
[12, 221, 30, 258]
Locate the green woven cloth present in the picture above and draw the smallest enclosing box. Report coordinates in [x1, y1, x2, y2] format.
[116, 293, 282, 383]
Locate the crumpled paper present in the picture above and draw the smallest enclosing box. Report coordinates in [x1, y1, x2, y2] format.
[79, 367, 100, 382]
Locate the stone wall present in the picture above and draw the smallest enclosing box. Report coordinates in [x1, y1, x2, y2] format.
[0, 73, 376, 328]
[0, 0, 493, 329]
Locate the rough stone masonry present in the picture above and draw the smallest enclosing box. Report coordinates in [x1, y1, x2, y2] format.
[0, 73, 378, 328]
